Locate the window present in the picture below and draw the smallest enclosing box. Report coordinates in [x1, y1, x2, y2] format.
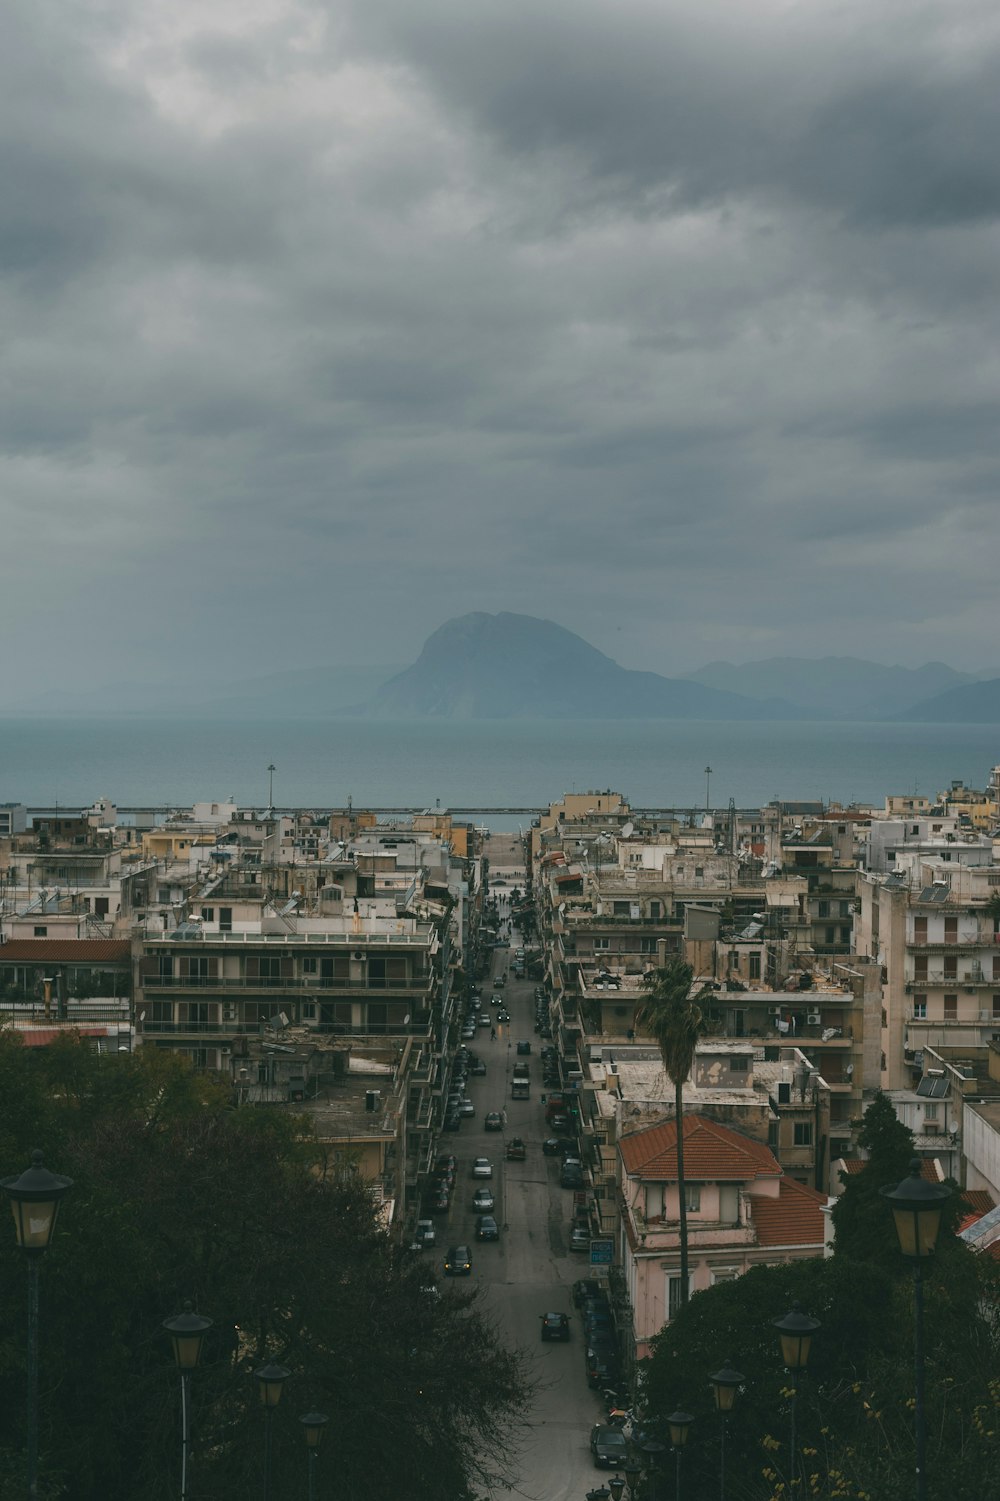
[667, 1274, 689, 1320]
[944, 994, 958, 1020]
[594, 938, 610, 951]
[729, 951, 739, 970]
[219, 907, 233, 932]
[913, 955, 928, 980]
[943, 956, 957, 979]
[944, 917, 957, 942]
[793, 1123, 813, 1146]
[158, 887, 171, 904]
[695, 867, 704, 878]
[749, 953, 761, 980]
[912, 996, 927, 1019]
[683, 1185, 701, 1212]
[840, 901, 852, 918]
[730, 1055, 749, 1073]
[818, 900, 830, 918]
[712, 1268, 738, 1285]
[640, 938, 656, 954]
[33, 926, 47, 937]
[148, 1001, 173, 1024]
[613, 901, 630, 915]
[646, 1184, 664, 1219]
[923, 1103, 939, 1121]
[650, 901, 661, 919]
[200, 907, 214, 922]
[840, 926, 851, 943]
[302, 956, 318, 974]
[993, 994, 1000, 1019]
[301, 1002, 316, 1020]
[825, 926, 835, 944]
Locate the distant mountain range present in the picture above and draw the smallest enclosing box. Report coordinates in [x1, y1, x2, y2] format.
[6, 614, 998, 722]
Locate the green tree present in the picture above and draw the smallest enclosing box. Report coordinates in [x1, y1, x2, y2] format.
[0, 1036, 531, 1500]
[634, 959, 711, 1305]
[830, 1090, 920, 1262]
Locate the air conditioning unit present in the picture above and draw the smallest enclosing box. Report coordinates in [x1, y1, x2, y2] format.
[807, 1012, 821, 1025]
[770, 1007, 782, 1020]
[220, 1046, 231, 1057]
[354, 951, 366, 960]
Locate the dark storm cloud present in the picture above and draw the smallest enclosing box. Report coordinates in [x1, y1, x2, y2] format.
[1, 0, 999, 698]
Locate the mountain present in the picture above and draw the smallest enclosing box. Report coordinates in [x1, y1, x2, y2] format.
[889, 676, 1000, 723]
[361, 613, 808, 720]
[683, 656, 979, 719]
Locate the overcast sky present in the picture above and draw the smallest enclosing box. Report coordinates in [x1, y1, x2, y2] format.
[4, 0, 1000, 697]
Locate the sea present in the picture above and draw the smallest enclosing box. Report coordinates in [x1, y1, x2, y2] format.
[0, 716, 997, 829]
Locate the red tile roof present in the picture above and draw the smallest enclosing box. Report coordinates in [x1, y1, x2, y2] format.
[619, 1114, 781, 1182]
[0, 940, 130, 963]
[20, 1027, 115, 1047]
[960, 1189, 995, 1218]
[749, 1178, 827, 1248]
[839, 1157, 942, 1183]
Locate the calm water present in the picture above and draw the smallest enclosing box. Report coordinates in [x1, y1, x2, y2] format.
[0, 716, 996, 818]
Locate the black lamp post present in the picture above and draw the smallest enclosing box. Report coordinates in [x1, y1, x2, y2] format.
[608, 1476, 626, 1501]
[1, 1151, 73, 1500]
[881, 1158, 952, 1501]
[709, 1361, 744, 1501]
[163, 1303, 213, 1501]
[637, 1437, 667, 1501]
[298, 1411, 328, 1501]
[772, 1304, 820, 1489]
[667, 1410, 694, 1501]
[255, 1362, 290, 1501]
[623, 1457, 644, 1500]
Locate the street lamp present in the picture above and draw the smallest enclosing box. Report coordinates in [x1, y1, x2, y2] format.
[608, 1476, 626, 1501]
[623, 1457, 644, 1499]
[637, 1437, 667, 1501]
[255, 1362, 290, 1501]
[772, 1304, 820, 1489]
[667, 1410, 694, 1501]
[1, 1151, 73, 1500]
[710, 1361, 744, 1501]
[163, 1303, 213, 1501]
[298, 1411, 328, 1501]
[881, 1158, 952, 1501]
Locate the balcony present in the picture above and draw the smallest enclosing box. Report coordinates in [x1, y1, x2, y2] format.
[906, 967, 998, 987]
[144, 974, 434, 992]
[142, 1016, 432, 1039]
[909, 931, 992, 948]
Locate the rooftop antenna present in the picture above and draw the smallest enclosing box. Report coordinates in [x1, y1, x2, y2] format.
[267, 763, 276, 814]
[705, 765, 713, 813]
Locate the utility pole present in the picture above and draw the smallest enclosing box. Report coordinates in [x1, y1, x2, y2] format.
[704, 765, 713, 813]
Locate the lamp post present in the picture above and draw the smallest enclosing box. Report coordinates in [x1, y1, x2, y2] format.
[637, 1437, 667, 1501]
[608, 1476, 625, 1501]
[772, 1303, 820, 1490]
[881, 1158, 952, 1501]
[710, 1360, 744, 1501]
[255, 1362, 290, 1501]
[163, 1303, 213, 1501]
[266, 764, 276, 813]
[299, 1411, 328, 1501]
[1, 1151, 73, 1500]
[667, 1410, 694, 1501]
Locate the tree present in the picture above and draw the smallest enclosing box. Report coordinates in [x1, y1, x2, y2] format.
[831, 1090, 926, 1262]
[0, 1036, 532, 1500]
[634, 959, 711, 1305]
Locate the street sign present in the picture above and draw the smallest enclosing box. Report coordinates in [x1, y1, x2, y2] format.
[590, 1239, 613, 1267]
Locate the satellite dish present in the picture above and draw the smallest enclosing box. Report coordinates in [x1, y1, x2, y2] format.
[621, 822, 634, 839]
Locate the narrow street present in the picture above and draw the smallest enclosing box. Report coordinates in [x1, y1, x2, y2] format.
[437, 861, 608, 1501]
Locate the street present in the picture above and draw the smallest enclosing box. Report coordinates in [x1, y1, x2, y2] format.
[437, 889, 608, 1501]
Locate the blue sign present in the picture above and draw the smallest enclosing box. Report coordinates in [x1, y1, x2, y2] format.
[590, 1239, 613, 1266]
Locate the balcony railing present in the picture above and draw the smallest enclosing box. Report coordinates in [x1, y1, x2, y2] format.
[907, 968, 997, 986]
[143, 974, 433, 992]
[909, 932, 992, 947]
[142, 1017, 431, 1038]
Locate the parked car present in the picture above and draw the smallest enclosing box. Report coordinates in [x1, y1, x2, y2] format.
[472, 1157, 493, 1179]
[570, 1227, 591, 1253]
[560, 1166, 584, 1189]
[471, 1059, 487, 1076]
[475, 1215, 499, 1242]
[442, 1113, 461, 1132]
[573, 1279, 606, 1307]
[461, 1025, 476, 1040]
[516, 1040, 531, 1055]
[539, 1312, 571, 1342]
[585, 1339, 620, 1389]
[436, 1154, 457, 1173]
[413, 1219, 436, 1249]
[472, 1186, 495, 1212]
[444, 1245, 472, 1276]
[427, 1189, 450, 1215]
[458, 1098, 475, 1116]
[505, 1137, 526, 1161]
[590, 1425, 629, 1469]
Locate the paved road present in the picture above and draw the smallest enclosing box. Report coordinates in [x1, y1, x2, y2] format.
[435, 916, 608, 1501]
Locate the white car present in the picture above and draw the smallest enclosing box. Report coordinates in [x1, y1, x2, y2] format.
[472, 1157, 493, 1179]
[459, 1099, 475, 1116]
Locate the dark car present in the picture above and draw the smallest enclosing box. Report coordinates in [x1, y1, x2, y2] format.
[484, 1111, 503, 1132]
[540, 1312, 571, 1342]
[586, 1341, 620, 1389]
[435, 1154, 457, 1174]
[590, 1425, 628, 1469]
[472, 1186, 495, 1213]
[560, 1166, 584, 1190]
[444, 1244, 472, 1276]
[427, 1189, 450, 1215]
[442, 1112, 461, 1132]
[475, 1215, 499, 1242]
[497, 1009, 510, 1023]
[516, 1040, 531, 1055]
[541, 1138, 563, 1156]
[573, 1279, 606, 1307]
[505, 1137, 526, 1161]
[471, 1059, 487, 1076]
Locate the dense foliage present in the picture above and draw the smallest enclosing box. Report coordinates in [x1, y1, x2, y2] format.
[0, 1036, 531, 1500]
[639, 1095, 999, 1500]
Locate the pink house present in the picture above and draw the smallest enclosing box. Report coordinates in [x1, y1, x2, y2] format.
[618, 1113, 827, 1359]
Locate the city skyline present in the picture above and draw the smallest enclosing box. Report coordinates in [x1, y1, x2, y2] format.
[4, 1, 1000, 698]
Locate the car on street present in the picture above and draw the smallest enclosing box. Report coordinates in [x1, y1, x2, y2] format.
[570, 1226, 591, 1253]
[484, 1111, 503, 1131]
[504, 1137, 526, 1161]
[516, 1040, 531, 1055]
[560, 1165, 584, 1189]
[477, 1013, 491, 1027]
[444, 1245, 472, 1276]
[539, 1312, 571, 1342]
[436, 1154, 457, 1173]
[442, 1112, 461, 1132]
[471, 1059, 487, 1076]
[586, 1341, 620, 1390]
[412, 1219, 436, 1249]
[493, 975, 506, 988]
[458, 1098, 475, 1116]
[472, 1157, 493, 1178]
[461, 1025, 476, 1040]
[475, 1214, 499, 1242]
[573, 1279, 606, 1307]
[472, 1186, 495, 1212]
[427, 1189, 450, 1215]
[542, 1137, 575, 1156]
[497, 1009, 510, 1023]
[590, 1426, 629, 1469]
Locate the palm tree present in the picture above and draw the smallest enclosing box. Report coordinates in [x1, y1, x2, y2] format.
[635, 958, 710, 1309]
